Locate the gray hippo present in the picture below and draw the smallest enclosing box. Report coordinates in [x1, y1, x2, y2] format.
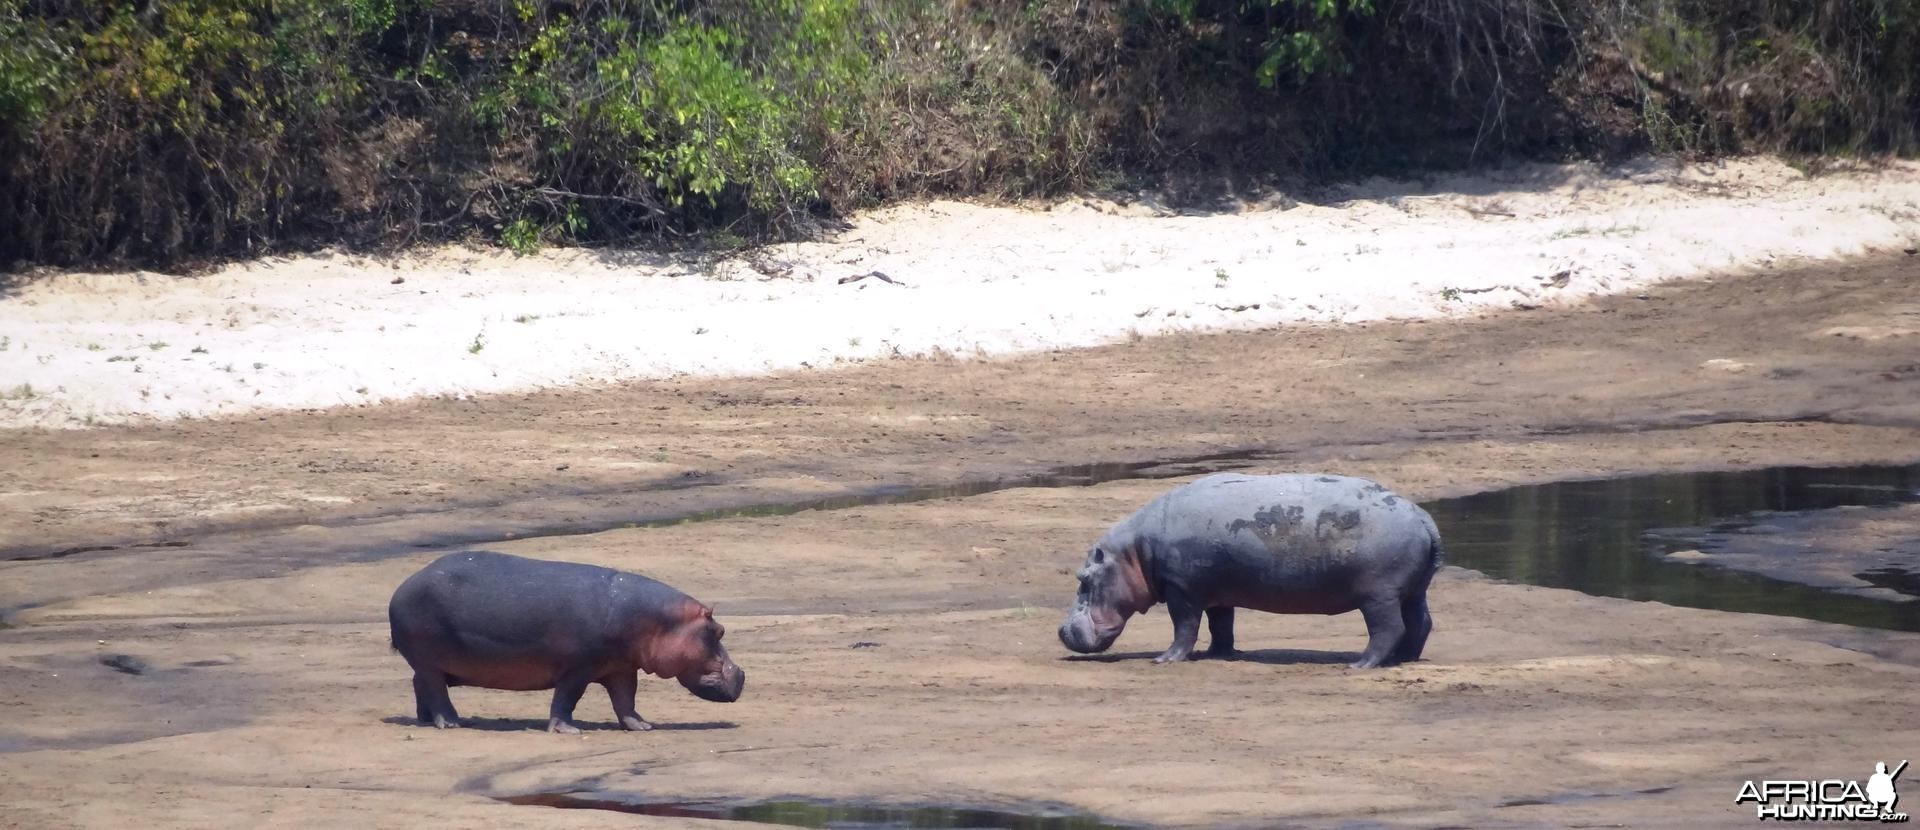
[1058, 473, 1442, 668]
[388, 551, 745, 733]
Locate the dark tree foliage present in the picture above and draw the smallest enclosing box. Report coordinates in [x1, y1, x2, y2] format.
[1, 0, 1914, 270]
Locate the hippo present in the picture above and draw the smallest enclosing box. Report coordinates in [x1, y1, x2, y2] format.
[1058, 473, 1443, 668]
[388, 551, 744, 733]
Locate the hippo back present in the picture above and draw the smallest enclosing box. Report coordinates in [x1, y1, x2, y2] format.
[1102, 473, 1437, 574]
[389, 550, 693, 659]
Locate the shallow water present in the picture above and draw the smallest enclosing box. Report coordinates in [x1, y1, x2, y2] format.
[1423, 463, 1920, 631]
[498, 792, 1132, 829]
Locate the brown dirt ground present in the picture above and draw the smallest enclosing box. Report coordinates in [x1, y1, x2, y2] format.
[3, 256, 1920, 828]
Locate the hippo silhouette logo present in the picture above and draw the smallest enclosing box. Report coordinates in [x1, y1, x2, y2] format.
[1737, 760, 1909, 822]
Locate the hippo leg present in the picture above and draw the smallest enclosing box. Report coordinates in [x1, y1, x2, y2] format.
[547, 670, 592, 734]
[413, 677, 431, 723]
[1393, 594, 1432, 663]
[1351, 596, 1408, 669]
[412, 671, 461, 729]
[1204, 607, 1239, 658]
[1153, 596, 1203, 664]
[603, 671, 654, 732]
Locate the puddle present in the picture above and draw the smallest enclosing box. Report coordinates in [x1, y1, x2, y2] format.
[498, 792, 1132, 829]
[1860, 566, 1920, 596]
[1424, 463, 1920, 631]
[1644, 500, 1920, 602]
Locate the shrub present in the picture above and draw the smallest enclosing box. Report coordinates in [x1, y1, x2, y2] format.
[0, 0, 1913, 270]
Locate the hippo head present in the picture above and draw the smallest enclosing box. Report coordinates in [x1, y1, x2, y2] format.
[1058, 544, 1156, 654]
[644, 605, 746, 703]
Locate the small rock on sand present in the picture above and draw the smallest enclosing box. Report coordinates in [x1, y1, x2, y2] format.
[99, 654, 150, 675]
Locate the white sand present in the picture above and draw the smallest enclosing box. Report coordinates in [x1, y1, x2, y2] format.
[3, 156, 1917, 429]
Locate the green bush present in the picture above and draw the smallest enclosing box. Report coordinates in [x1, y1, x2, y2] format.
[1593, 0, 1920, 154]
[0, 0, 381, 265]
[0, 3, 66, 131]
[1, 0, 1915, 270]
[475, 0, 872, 238]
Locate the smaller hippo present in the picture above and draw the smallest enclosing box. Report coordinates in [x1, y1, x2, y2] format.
[1058, 474, 1442, 668]
[388, 551, 744, 733]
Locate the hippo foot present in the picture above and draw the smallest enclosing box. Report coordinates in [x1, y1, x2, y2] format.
[619, 715, 654, 732]
[548, 719, 583, 735]
[1204, 647, 1240, 660]
[430, 717, 461, 730]
[1151, 650, 1195, 664]
[1348, 656, 1394, 670]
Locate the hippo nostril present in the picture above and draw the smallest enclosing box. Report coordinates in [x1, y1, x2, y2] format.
[1059, 623, 1093, 653]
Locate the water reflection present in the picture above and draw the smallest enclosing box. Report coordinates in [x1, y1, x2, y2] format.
[1423, 463, 1920, 631]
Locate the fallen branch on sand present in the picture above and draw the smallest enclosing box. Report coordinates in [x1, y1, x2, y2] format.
[838, 271, 906, 286]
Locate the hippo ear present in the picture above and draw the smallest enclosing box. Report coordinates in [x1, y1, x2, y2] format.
[702, 606, 714, 620]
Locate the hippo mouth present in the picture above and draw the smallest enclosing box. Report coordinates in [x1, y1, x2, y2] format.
[682, 660, 746, 703]
[1058, 613, 1124, 654]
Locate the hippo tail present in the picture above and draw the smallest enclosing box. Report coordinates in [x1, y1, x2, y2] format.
[1418, 508, 1445, 576]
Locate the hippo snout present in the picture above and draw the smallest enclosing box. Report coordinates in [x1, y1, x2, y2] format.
[1057, 622, 1092, 653]
[684, 659, 746, 703]
[1058, 614, 1115, 655]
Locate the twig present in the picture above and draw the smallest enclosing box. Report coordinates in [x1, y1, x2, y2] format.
[529, 187, 666, 217]
[837, 270, 905, 286]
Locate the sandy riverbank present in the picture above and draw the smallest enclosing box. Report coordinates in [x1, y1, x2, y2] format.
[4, 156, 1917, 428]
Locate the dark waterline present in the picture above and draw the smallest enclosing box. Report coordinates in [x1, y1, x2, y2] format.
[495, 459, 1920, 634]
[513, 449, 1287, 537]
[11, 449, 1918, 638]
[0, 448, 1292, 563]
[1422, 462, 1920, 632]
[497, 792, 1133, 829]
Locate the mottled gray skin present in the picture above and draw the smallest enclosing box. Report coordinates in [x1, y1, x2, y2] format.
[388, 551, 745, 734]
[1058, 474, 1443, 668]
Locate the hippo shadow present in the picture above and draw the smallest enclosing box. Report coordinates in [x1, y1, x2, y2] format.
[380, 716, 737, 732]
[1061, 648, 1358, 666]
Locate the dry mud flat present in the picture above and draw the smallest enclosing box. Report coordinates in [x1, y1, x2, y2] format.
[6, 252, 1920, 563]
[3, 256, 1920, 828]
[3, 426, 1920, 830]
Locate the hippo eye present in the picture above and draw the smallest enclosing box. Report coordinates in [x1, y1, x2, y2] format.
[1091, 548, 1106, 565]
